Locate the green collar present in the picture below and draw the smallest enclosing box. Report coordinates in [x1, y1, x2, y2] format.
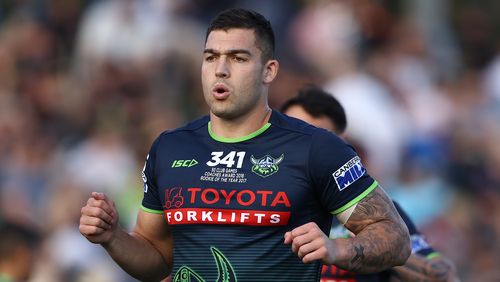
[208, 121, 271, 143]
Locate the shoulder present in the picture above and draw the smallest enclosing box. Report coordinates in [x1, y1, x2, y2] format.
[271, 110, 325, 137]
[148, 116, 209, 152]
[157, 115, 209, 139]
[272, 110, 347, 149]
[167, 115, 209, 135]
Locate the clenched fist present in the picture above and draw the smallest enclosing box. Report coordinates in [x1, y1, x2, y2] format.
[79, 192, 119, 244]
[284, 222, 338, 264]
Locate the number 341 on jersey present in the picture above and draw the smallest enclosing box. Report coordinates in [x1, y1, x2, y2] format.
[206, 151, 246, 168]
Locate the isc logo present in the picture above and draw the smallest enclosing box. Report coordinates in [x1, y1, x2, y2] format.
[172, 159, 198, 168]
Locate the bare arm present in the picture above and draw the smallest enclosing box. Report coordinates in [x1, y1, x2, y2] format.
[336, 186, 411, 273]
[284, 186, 410, 273]
[80, 192, 172, 282]
[390, 253, 460, 282]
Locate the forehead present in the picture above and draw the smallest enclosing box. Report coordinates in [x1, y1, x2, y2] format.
[205, 28, 258, 51]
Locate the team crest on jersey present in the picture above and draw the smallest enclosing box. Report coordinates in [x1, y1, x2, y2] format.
[333, 156, 366, 191]
[250, 154, 284, 178]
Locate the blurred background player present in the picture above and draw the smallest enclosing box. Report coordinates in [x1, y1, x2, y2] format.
[282, 85, 459, 282]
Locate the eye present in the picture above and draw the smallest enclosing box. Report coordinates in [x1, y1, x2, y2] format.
[205, 55, 216, 62]
[232, 56, 247, 63]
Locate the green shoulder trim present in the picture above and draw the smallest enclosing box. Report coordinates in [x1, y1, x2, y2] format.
[426, 252, 442, 260]
[140, 205, 164, 214]
[208, 121, 271, 143]
[331, 181, 379, 215]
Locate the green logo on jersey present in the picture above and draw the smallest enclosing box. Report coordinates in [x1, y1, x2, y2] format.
[174, 266, 205, 282]
[173, 247, 237, 282]
[250, 154, 284, 178]
[172, 159, 199, 168]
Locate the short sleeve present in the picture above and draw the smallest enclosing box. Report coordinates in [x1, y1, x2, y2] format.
[140, 136, 163, 214]
[309, 130, 377, 214]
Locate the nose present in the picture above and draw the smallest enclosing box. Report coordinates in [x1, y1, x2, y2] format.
[215, 58, 230, 78]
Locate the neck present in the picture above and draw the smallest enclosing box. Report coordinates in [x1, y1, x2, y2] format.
[210, 105, 272, 139]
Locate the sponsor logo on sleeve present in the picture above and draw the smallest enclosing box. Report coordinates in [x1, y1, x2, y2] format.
[332, 156, 366, 191]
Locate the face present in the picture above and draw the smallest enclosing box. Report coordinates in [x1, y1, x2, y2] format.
[284, 105, 338, 133]
[202, 28, 277, 120]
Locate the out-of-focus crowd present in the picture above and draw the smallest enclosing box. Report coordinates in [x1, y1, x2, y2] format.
[0, 1, 499, 281]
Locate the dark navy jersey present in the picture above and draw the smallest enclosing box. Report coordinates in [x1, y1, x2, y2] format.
[141, 110, 377, 282]
[321, 202, 438, 282]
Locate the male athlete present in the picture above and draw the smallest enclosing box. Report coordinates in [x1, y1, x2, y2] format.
[282, 85, 459, 281]
[79, 9, 410, 282]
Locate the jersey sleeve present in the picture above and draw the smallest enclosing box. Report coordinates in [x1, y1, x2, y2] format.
[309, 130, 378, 215]
[393, 201, 437, 257]
[140, 136, 163, 214]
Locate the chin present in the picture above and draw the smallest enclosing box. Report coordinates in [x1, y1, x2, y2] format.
[211, 108, 241, 120]
[212, 111, 235, 120]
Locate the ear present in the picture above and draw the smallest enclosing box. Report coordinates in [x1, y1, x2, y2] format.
[262, 59, 279, 84]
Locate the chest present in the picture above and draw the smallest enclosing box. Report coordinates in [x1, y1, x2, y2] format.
[153, 142, 325, 227]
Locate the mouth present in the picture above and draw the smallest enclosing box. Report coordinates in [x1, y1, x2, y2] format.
[212, 83, 230, 100]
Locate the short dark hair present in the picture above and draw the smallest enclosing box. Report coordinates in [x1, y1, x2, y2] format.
[281, 85, 347, 134]
[205, 8, 275, 62]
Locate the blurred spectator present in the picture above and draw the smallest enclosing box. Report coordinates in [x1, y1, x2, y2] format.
[73, 0, 204, 84]
[484, 51, 500, 104]
[0, 219, 41, 282]
[404, 0, 462, 81]
[289, 0, 411, 184]
[73, 0, 206, 121]
[63, 112, 137, 196]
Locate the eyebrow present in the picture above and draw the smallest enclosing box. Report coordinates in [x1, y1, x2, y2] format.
[203, 49, 252, 56]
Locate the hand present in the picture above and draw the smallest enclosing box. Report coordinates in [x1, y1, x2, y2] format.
[284, 222, 337, 264]
[79, 192, 119, 244]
